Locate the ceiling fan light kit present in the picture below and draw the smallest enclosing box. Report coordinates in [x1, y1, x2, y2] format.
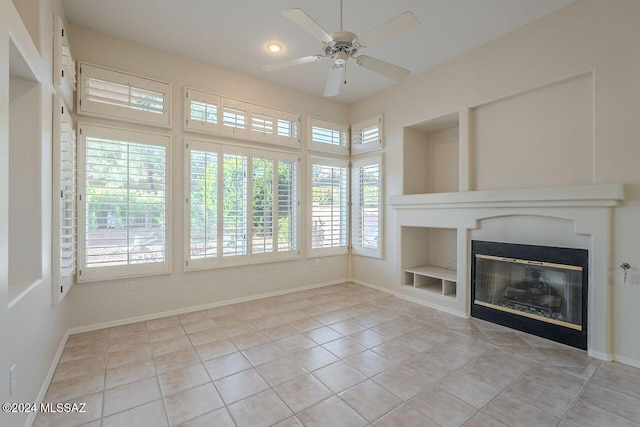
[262, 1, 420, 97]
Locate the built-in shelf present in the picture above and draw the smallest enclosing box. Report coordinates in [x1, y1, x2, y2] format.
[403, 265, 457, 298]
[403, 111, 459, 195]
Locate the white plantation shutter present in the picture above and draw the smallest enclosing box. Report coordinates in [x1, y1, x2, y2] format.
[276, 154, 299, 257]
[308, 117, 349, 155]
[222, 149, 249, 263]
[78, 63, 171, 127]
[78, 124, 170, 281]
[310, 156, 349, 256]
[185, 88, 221, 134]
[250, 106, 275, 144]
[53, 16, 76, 110]
[352, 114, 383, 154]
[352, 155, 383, 258]
[251, 152, 275, 256]
[274, 111, 300, 148]
[221, 98, 250, 139]
[52, 96, 76, 304]
[185, 141, 299, 271]
[187, 143, 219, 267]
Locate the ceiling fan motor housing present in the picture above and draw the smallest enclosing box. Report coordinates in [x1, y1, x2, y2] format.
[325, 31, 359, 62]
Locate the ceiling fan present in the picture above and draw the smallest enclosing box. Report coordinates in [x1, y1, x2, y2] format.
[262, 1, 420, 97]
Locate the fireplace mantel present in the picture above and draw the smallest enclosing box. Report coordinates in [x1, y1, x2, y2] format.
[389, 183, 624, 209]
[389, 183, 624, 361]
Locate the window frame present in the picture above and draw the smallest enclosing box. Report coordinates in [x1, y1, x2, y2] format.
[352, 114, 383, 154]
[77, 123, 171, 282]
[351, 154, 383, 259]
[308, 116, 350, 155]
[184, 138, 300, 272]
[77, 62, 171, 128]
[308, 155, 350, 257]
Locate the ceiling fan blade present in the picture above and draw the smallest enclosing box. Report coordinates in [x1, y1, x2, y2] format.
[324, 65, 344, 97]
[355, 11, 420, 47]
[282, 9, 333, 44]
[262, 55, 323, 72]
[356, 55, 411, 81]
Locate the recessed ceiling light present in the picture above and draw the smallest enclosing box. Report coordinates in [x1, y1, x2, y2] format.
[266, 42, 283, 53]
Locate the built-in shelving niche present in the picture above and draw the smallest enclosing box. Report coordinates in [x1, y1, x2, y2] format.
[8, 38, 42, 306]
[401, 226, 457, 299]
[403, 111, 459, 195]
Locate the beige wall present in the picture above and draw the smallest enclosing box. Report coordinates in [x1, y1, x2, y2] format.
[350, 0, 640, 365]
[1, 1, 70, 426]
[66, 26, 351, 329]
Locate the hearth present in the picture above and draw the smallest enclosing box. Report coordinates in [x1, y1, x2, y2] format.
[471, 240, 588, 349]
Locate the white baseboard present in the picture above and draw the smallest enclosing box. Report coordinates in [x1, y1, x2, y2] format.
[588, 349, 613, 362]
[26, 330, 69, 427]
[395, 292, 467, 318]
[351, 278, 467, 318]
[68, 279, 348, 335]
[612, 353, 640, 368]
[350, 279, 394, 295]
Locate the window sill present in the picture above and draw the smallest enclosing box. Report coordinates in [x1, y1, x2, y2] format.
[185, 254, 301, 272]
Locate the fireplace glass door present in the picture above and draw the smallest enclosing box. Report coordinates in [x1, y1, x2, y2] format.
[474, 255, 583, 330]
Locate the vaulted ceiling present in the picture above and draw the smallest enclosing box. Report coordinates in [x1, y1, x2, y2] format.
[62, 0, 576, 103]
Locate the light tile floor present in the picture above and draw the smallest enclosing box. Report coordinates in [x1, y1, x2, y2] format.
[34, 283, 640, 427]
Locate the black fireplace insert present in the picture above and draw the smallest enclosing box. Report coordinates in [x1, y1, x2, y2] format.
[471, 240, 588, 350]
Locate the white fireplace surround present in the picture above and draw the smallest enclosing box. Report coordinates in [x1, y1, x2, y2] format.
[389, 183, 624, 361]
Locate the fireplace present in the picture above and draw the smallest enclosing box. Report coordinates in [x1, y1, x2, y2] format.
[471, 240, 588, 350]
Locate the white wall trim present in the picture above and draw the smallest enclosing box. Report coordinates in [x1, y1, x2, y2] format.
[395, 292, 467, 318]
[352, 278, 467, 318]
[26, 331, 70, 427]
[350, 279, 394, 295]
[612, 354, 640, 369]
[68, 279, 348, 335]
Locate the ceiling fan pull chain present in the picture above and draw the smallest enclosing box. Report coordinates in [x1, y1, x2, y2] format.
[344, 62, 347, 86]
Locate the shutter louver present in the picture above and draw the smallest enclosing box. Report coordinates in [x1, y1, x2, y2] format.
[52, 95, 76, 304]
[251, 154, 275, 255]
[277, 157, 298, 255]
[352, 114, 383, 153]
[86, 78, 165, 115]
[222, 152, 248, 258]
[53, 16, 76, 110]
[190, 149, 218, 260]
[78, 63, 171, 127]
[311, 159, 348, 253]
[308, 117, 349, 155]
[352, 156, 382, 258]
[221, 98, 250, 138]
[186, 88, 221, 134]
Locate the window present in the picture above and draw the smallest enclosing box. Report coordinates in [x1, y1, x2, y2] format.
[352, 114, 383, 154]
[185, 140, 299, 270]
[222, 149, 249, 261]
[250, 106, 275, 144]
[78, 124, 170, 281]
[78, 62, 171, 128]
[52, 96, 76, 303]
[352, 155, 383, 258]
[309, 156, 349, 256]
[185, 88, 220, 134]
[308, 117, 349, 155]
[274, 111, 300, 148]
[221, 98, 250, 139]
